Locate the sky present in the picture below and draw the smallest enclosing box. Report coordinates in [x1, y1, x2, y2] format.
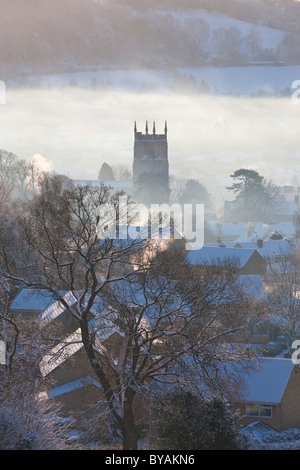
[1, 0, 300, 210]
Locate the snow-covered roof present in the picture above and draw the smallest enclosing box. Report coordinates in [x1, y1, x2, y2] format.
[234, 239, 293, 259]
[36, 291, 77, 328]
[201, 239, 293, 258]
[39, 315, 120, 377]
[207, 221, 296, 244]
[240, 358, 295, 404]
[39, 329, 83, 377]
[186, 246, 262, 268]
[234, 222, 296, 243]
[42, 376, 103, 399]
[242, 421, 280, 438]
[10, 289, 60, 312]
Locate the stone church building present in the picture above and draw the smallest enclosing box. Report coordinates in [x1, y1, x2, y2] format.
[75, 121, 170, 202]
[132, 121, 169, 189]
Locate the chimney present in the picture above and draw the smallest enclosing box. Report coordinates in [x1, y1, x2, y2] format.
[257, 239, 263, 248]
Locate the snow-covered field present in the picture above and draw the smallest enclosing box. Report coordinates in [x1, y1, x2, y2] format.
[4, 5, 300, 202]
[13, 65, 300, 96]
[153, 8, 285, 49]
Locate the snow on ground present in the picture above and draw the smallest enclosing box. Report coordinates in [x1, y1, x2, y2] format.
[245, 427, 300, 450]
[153, 8, 285, 49]
[7, 8, 298, 96]
[15, 65, 300, 96]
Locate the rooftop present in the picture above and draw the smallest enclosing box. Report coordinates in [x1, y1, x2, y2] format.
[10, 289, 62, 312]
[186, 246, 263, 267]
[240, 358, 295, 404]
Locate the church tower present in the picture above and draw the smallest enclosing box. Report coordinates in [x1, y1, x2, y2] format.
[132, 121, 169, 187]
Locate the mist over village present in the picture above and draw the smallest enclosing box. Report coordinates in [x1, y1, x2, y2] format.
[2, 0, 300, 455]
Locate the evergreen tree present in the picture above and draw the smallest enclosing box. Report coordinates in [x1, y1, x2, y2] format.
[178, 179, 210, 207]
[226, 168, 285, 223]
[154, 389, 247, 450]
[98, 162, 115, 181]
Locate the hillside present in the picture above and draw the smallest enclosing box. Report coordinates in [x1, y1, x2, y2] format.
[1, 0, 300, 82]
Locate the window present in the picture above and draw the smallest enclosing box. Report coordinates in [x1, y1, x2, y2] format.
[259, 404, 272, 417]
[246, 403, 272, 418]
[246, 403, 259, 416]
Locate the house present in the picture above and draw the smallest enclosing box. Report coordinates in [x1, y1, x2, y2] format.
[39, 336, 106, 421]
[234, 222, 296, 243]
[231, 239, 294, 264]
[39, 328, 94, 387]
[208, 274, 271, 345]
[186, 246, 267, 275]
[39, 376, 104, 416]
[235, 358, 300, 432]
[39, 323, 121, 416]
[207, 220, 296, 244]
[205, 239, 294, 262]
[10, 289, 61, 318]
[38, 318, 149, 435]
[10, 288, 69, 339]
[35, 291, 81, 338]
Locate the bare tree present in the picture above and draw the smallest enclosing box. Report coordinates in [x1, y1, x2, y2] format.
[26, 156, 46, 193]
[265, 249, 300, 352]
[0, 149, 20, 187]
[15, 159, 31, 197]
[212, 26, 244, 65]
[0, 278, 20, 373]
[0, 175, 262, 449]
[0, 149, 49, 199]
[0, 366, 71, 449]
[246, 26, 263, 60]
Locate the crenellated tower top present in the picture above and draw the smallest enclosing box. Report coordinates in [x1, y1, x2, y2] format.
[133, 120, 169, 185]
[134, 121, 168, 142]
